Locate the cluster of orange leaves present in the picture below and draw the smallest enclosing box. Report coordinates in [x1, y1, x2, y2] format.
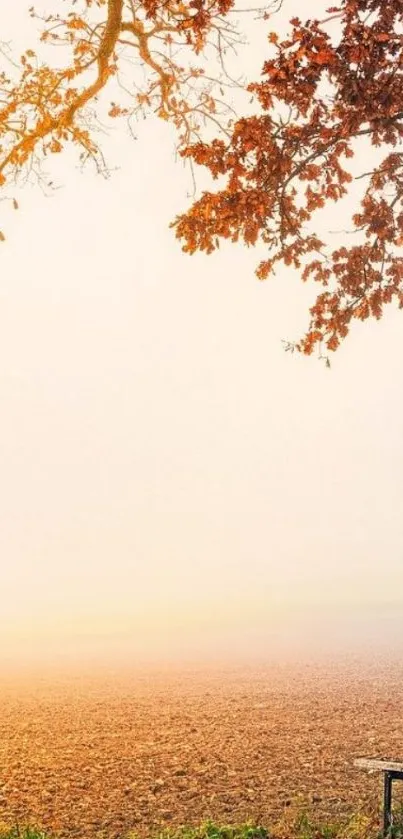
[172, 0, 403, 355]
[0, 0, 238, 210]
[1, 0, 403, 355]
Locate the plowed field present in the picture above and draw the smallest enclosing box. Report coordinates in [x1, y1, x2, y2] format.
[0, 659, 402, 839]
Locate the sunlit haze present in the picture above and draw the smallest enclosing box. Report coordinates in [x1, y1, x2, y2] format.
[1, 0, 403, 671]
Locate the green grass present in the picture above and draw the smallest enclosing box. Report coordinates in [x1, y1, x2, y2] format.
[0, 829, 49, 839]
[141, 825, 269, 839]
[1, 813, 403, 839]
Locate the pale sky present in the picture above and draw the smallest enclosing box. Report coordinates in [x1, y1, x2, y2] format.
[1, 1, 403, 667]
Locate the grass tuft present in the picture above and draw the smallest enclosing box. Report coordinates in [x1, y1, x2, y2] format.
[2, 813, 403, 839]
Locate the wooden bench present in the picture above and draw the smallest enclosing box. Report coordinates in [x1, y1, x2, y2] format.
[354, 759, 403, 835]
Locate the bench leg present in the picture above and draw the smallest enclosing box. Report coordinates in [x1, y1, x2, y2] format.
[383, 772, 393, 836]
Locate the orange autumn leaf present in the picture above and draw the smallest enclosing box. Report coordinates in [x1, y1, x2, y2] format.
[0, 0, 403, 361]
[172, 0, 403, 360]
[0, 0, 241, 239]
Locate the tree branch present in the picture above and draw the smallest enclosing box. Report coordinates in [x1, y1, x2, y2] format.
[0, 0, 124, 179]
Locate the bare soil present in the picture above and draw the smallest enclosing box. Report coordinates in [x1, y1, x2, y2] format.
[0, 658, 402, 839]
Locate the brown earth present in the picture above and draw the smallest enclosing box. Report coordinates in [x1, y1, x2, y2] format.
[0, 658, 402, 839]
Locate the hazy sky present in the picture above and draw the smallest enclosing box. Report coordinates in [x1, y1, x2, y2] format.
[1, 1, 403, 667]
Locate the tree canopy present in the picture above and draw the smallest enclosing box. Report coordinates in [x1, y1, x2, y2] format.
[1, 0, 403, 357]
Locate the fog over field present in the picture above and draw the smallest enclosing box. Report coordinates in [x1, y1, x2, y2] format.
[1, 606, 402, 674]
[1, 0, 403, 676]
